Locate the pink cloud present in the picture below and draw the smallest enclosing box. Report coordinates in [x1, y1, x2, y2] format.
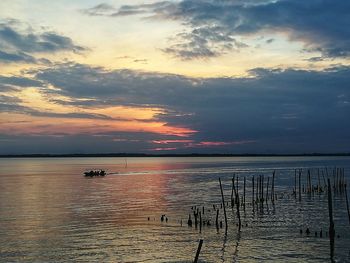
[186, 140, 256, 147]
[151, 139, 194, 144]
[150, 147, 178, 151]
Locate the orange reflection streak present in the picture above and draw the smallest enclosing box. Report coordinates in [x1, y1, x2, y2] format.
[0, 113, 196, 137]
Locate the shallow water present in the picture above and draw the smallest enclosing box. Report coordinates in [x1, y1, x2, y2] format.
[0, 156, 350, 262]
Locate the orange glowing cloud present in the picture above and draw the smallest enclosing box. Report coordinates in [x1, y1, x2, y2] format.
[0, 112, 196, 137]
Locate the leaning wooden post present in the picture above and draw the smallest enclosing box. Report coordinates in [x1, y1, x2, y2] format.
[219, 178, 228, 235]
[193, 239, 203, 263]
[327, 178, 335, 260]
[345, 182, 350, 225]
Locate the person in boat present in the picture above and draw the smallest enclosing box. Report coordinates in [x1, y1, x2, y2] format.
[84, 170, 106, 177]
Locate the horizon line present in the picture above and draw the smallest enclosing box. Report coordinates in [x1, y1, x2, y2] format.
[1, 152, 350, 158]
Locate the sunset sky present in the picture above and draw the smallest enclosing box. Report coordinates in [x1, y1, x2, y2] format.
[1, 0, 350, 154]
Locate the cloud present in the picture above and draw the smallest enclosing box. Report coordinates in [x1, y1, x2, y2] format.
[84, 0, 350, 59]
[81, 2, 176, 17]
[81, 3, 117, 16]
[2, 62, 350, 153]
[0, 20, 87, 63]
[0, 93, 112, 120]
[12, 62, 347, 153]
[0, 50, 36, 63]
[0, 75, 43, 87]
[0, 95, 25, 112]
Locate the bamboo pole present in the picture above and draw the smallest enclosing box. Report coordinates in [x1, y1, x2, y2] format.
[252, 176, 255, 204]
[298, 169, 302, 201]
[345, 182, 350, 225]
[231, 175, 235, 208]
[322, 169, 327, 188]
[256, 175, 260, 203]
[193, 239, 203, 263]
[272, 170, 275, 202]
[308, 169, 311, 193]
[262, 175, 264, 202]
[232, 176, 241, 230]
[266, 177, 270, 203]
[219, 178, 228, 235]
[294, 169, 297, 198]
[318, 168, 321, 193]
[216, 209, 219, 230]
[243, 176, 246, 208]
[327, 178, 335, 261]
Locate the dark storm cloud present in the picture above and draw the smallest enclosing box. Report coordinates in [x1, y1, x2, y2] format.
[0, 21, 87, 63]
[26, 62, 350, 153]
[84, 0, 350, 59]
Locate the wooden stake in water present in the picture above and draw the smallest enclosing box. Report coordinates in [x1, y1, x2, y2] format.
[193, 239, 203, 263]
[243, 176, 246, 209]
[252, 176, 255, 204]
[231, 175, 235, 208]
[216, 209, 219, 230]
[232, 177, 241, 230]
[345, 182, 350, 225]
[262, 175, 264, 202]
[318, 168, 321, 193]
[294, 169, 297, 198]
[272, 170, 275, 202]
[298, 169, 302, 201]
[327, 178, 335, 261]
[308, 169, 311, 193]
[266, 177, 270, 203]
[219, 178, 228, 235]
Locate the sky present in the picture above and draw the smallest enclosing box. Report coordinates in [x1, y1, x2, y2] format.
[0, 0, 350, 154]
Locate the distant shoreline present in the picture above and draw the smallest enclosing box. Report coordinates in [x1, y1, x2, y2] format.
[0, 153, 349, 158]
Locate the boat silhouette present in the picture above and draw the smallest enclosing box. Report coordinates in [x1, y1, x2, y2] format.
[84, 170, 106, 177]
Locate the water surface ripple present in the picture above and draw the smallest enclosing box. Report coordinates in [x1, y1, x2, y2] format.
[0, 157, 350, 262]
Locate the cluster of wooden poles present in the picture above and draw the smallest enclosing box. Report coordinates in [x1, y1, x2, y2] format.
[188, 167, 349, 262]
[293, 167, 348, 200]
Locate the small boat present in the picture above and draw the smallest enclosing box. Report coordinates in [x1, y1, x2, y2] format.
[84, 170, 106, 177]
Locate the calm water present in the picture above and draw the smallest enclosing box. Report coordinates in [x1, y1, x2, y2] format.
[0, 156, 350, 262]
